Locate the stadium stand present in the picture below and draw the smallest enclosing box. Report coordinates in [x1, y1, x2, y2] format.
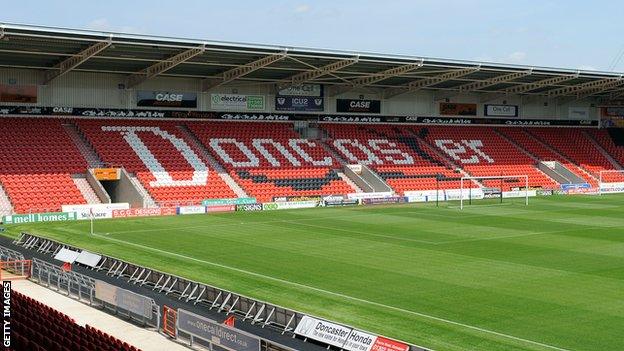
[0, 118, 88, 213]
[2, 116, 624, 213]
[527, 128, 618, 185]
[9, 290, 139, 351]
[584, 129, 624, 182]
[320, 123, 470, 194]
[75, 119, 237, 206]
[188, 121, 354, 202]
[418, 126, 560, 190]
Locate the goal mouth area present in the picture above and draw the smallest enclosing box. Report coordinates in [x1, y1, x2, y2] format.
[459, 175, 529, 209]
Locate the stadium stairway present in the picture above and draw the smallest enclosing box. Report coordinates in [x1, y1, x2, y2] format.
[0, 118, 89, 213]
[76, 119, 237, 207]
[128, 174, 157, 208]
[585, 129, 624, 182]
[63, 123, 104, 168]
[417, 126, 559, 190]
[72, 176, 102, 205]
[498, 128, 596, 186]
[317, 140, 363, 193]
[177, 125, 249, 198]
[582, 130, 624, 169]
[320, 123, 470, 194]
[525, 128, 602, 185]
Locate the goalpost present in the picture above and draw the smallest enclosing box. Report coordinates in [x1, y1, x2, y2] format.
[460, 175, 529, 210]
[598, 170, 624, 195]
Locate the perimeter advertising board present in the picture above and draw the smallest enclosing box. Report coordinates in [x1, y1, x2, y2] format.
[202, 198, 256, 206]
[211, 94, 265, 111]
[276, 84, 324, 112]
[336, 99, 381, 114]
[0, 84, 37, 103]
[137, 91, 197, 108]
[94, 280, 153, 319]
[484, 104, 518, 117]
[294, 316, 410, 351]
[111, 207, 176, 218]
[62, 203, 130, 220]
[177, 309, 260, 351]
[439, 103, 477, 116]
[177, 205, 206, 215]
[2, 212, 76, 225]
[262, 201, 319, 210]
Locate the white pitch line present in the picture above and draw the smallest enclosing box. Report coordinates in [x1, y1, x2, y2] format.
[93, 233, 573, 351]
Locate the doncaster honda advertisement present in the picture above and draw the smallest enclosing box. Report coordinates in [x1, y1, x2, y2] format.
[276, 84, 324, 111]
[136, 91, 197, 108]
[484, 104, 518, 117]
[336, 99, 381, 114]
[211, 94, 265, 111]
[294, 316, 410, 351]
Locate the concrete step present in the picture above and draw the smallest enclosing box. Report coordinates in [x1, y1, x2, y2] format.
[337, 171, 363, 193]
[63, 123, 104, 168]
[72, 177, 102, 205]
[129, 176, 157, 208]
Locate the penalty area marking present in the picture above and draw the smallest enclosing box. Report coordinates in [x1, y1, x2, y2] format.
[92, 233, 573, 351]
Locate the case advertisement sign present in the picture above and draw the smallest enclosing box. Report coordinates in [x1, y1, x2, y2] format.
[336, 99, 381, 114]
[177, 309, 260, 351]
[294, 316, 409, 351]
[484, 104, 518, 117]
[137, 91, 197, 108]
[211, 94, 265, 111]
[439, 103, 477, 116]
[276, 84, 324, 112]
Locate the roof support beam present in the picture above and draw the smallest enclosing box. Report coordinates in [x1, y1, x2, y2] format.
[456, 69, 533, 92]
[384, 66, 480, 99]
[503, 74, 578, 94]
[279, 57, 358, 90]
[43, 39, 112, 84]
[546, 77, 623, 97]
[575, 78, 624, 99]
[126, 46, 205, 88]
[202, 51, 288, 91]
[329, 61, 423, 96]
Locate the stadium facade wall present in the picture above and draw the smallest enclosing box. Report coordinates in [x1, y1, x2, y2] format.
[0, 68, 598, 120]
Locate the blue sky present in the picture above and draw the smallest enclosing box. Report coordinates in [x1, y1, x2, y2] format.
[3, 0, 624, 72]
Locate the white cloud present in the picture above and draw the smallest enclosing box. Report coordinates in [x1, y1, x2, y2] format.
[577, 65, 597, 71]
[507, 51, 527, 63]
[86, 18, 140, 33]
[294, 4, 310, 13]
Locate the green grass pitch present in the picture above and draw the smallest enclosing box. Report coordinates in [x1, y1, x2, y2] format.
[3, 195, 624, 351]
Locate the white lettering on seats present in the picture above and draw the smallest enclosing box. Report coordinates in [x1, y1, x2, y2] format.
[289, 139, 333, 166]
[368, 139, 414, 165]
[333, 139, 382, 165]
[435, 139, 494, 164]
[252, 139, 300, 167]
[101, 126, 208, 187]
[209, 138, 260, 168]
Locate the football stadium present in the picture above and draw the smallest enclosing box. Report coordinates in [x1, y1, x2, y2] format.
[0, 16, 624, 351]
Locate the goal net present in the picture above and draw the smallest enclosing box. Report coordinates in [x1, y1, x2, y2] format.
[598, 170, 624, 195]
[460, 175, 529, 209]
